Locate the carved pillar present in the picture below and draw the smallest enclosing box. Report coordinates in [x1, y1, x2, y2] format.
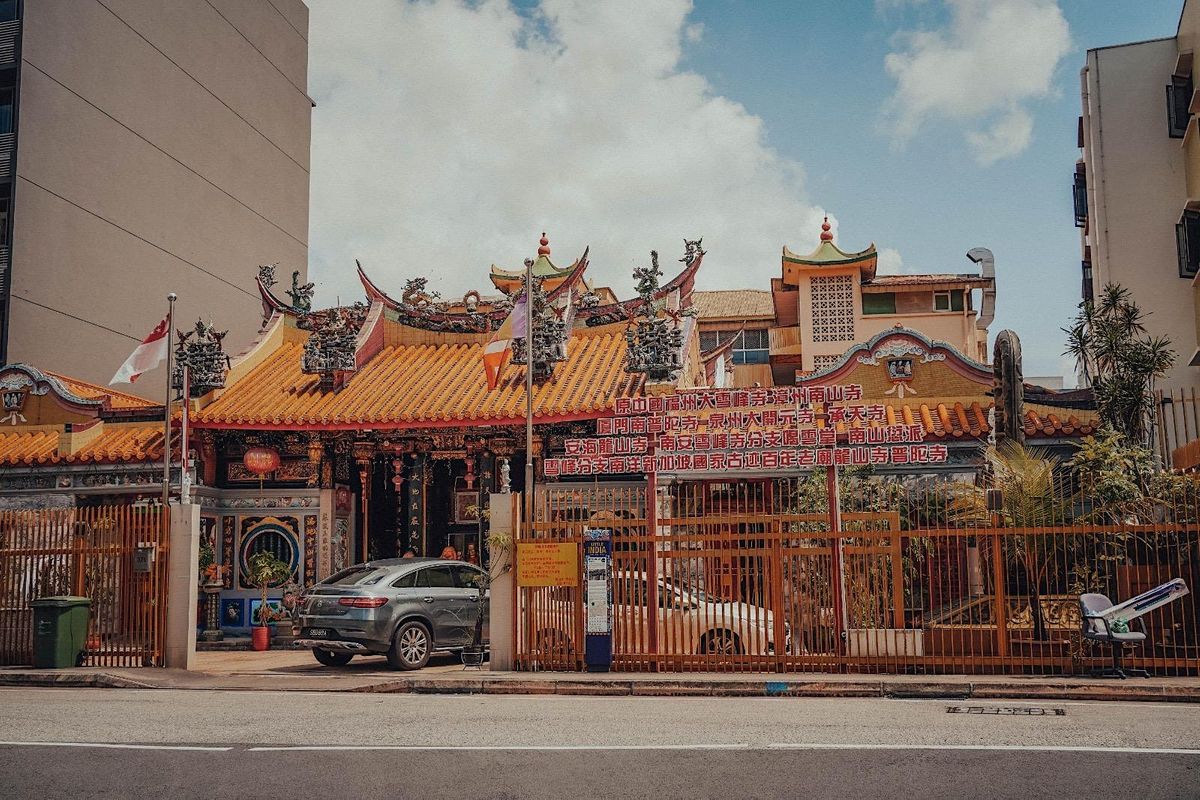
[353, 441, 374, 562]
[406, 454, 426, 555]
[197, 432, 218, 487]
[992, 330, 1025, 447]
[396, 455, 410, 556]
[307, 435, 324, 489]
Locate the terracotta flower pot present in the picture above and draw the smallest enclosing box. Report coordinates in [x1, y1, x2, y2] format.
[251, 625, 270, 651]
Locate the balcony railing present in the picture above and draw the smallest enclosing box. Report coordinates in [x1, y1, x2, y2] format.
[0, 132, 13, 179]
[0, 245, 10, 297]
[0, 19, 18, 66]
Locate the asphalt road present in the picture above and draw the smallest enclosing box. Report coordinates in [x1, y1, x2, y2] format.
[1, 689, 1198, 799]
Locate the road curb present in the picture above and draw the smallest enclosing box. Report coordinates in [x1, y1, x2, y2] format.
[1, 670, 1196, 702]
[0, 671, 157, 690]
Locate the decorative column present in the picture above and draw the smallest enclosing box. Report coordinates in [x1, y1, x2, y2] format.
[353, 441, 374, 563]
[406, 454, 426, 555]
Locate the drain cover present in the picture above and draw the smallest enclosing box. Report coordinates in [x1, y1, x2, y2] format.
[947, 706, 1066, 716]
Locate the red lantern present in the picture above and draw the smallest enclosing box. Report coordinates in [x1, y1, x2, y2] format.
[243, 446, 280, 476]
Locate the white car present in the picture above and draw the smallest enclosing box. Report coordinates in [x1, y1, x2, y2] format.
[611, 571, 788, 656]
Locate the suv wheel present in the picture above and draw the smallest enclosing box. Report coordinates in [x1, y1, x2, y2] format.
[312, 647, 353, 667]
[388, 621, 432, 670]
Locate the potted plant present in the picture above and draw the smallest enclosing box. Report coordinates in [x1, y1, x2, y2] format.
[246, 550, 293, 651]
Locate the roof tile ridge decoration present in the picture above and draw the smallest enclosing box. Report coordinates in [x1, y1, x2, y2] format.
[799, 326, 992, 384]
[579, 241, 704, 325]
[357, 249, 590, 335]
[217, 310, 290, 402]
[45, 371, 154, 409]
[353, 300, 387, 371]
[0, 364, 106, 411]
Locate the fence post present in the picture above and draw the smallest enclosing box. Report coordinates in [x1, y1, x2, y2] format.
[488, 492, 515, 671]
[164, 503, 200, 670]
[826, 466, 847, 668]
[990, 517, 1008, 660]
[646, 470, 660, 670]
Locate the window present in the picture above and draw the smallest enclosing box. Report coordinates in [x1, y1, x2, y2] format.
[862, 293, 896, 315]
[415, 565, 455, 588]
[698, 329, 768, 363]
[1082, 260, 1094, 303]
[0, 1, 15, 23]
[933, 290, 964, 312]
[1168, 75, 1193, 139]
[1072, 167, 1088, 227]
[1176, 209, 1200, 279]
[734, 329, 769, 364]
[450, 564, 484, 590]
[392, 571, 418, 588]
[0, 88, 13, 135]
[325, 566, 386, 586]
[0, 188, 10, 248]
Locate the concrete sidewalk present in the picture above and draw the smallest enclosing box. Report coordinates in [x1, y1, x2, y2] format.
[2, 650, 1198, 702]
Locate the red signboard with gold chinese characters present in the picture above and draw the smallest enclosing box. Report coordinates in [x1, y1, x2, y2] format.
[543, 384, 948, 476]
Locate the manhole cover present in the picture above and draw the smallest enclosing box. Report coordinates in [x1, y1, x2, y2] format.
[947, 705, 1065, 716]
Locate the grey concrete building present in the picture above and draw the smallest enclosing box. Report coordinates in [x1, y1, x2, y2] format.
[1, 0, 311, 394]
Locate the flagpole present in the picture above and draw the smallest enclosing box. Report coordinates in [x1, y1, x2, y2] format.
[180, 364, 190, 505]
[161, 293, 176, 510]
[524, 256, 534, 533]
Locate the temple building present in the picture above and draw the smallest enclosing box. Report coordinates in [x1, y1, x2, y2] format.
[0, 228, 1095, 634]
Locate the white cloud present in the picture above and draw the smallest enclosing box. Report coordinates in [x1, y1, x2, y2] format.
[305, 0, 826, 304]
[881, 0, 1070, 165]
[876, 247, 906, 275]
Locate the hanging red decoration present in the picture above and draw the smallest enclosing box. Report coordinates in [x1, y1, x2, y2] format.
[243, 446, 280, 476]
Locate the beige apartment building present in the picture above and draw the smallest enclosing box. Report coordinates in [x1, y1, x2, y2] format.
[1, 0, 311, 393]
[1076, 0, 1199, 399]
[696, 218, 997, 389]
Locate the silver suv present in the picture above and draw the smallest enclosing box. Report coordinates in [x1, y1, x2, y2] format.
[296, 558, 488, 670]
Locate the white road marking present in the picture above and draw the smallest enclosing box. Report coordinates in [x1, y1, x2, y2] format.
[0, 741, 232, 752]
[248, 744, 753, 752]
[766, 743, 1200, 755]
[0, 741, 1196, 756]
[247, 743, 1200, 755]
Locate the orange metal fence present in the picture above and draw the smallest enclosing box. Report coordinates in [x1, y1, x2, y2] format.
[514, 474, 1200, 675]
[0, 505, 169, 667]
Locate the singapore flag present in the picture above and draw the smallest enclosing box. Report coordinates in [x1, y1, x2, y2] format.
[109, 315, 170, 385]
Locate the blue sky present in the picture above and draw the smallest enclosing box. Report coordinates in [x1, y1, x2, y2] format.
[308, 1, 1184, 383]
[677, 0, 1182, 382]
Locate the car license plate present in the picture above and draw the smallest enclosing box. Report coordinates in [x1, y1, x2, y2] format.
[305, 628, 330, 639]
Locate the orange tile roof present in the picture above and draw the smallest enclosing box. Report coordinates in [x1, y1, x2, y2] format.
[693, 290, 774, 320]
[832, 401, 1097, 441]
[47, 371, 157, 410]
[0, 424, 166, 466]
[195, 332, 644, 429]
[1022, 403, 1098, 439]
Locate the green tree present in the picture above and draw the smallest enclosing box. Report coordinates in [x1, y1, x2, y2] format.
[1063, 283, 1174, 448]
[1069, 426, 1196, 526]
[950, 441, 1071, 641]
[246, 551, 293, 627]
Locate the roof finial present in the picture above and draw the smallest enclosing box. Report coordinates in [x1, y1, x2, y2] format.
[820, 216, 833, 243]
[538, 232, 551, 256]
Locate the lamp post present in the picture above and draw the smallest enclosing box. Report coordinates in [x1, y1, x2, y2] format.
[524, 254, 535, 533]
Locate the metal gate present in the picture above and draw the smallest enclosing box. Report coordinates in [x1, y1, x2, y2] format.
[0, 504, 169, 667]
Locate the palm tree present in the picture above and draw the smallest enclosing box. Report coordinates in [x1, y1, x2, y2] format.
[951, 441, 1072, 641]
[1064, 284, 1175, 448]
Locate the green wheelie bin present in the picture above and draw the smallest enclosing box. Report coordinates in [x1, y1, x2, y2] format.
[30, 596, 91, 668]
